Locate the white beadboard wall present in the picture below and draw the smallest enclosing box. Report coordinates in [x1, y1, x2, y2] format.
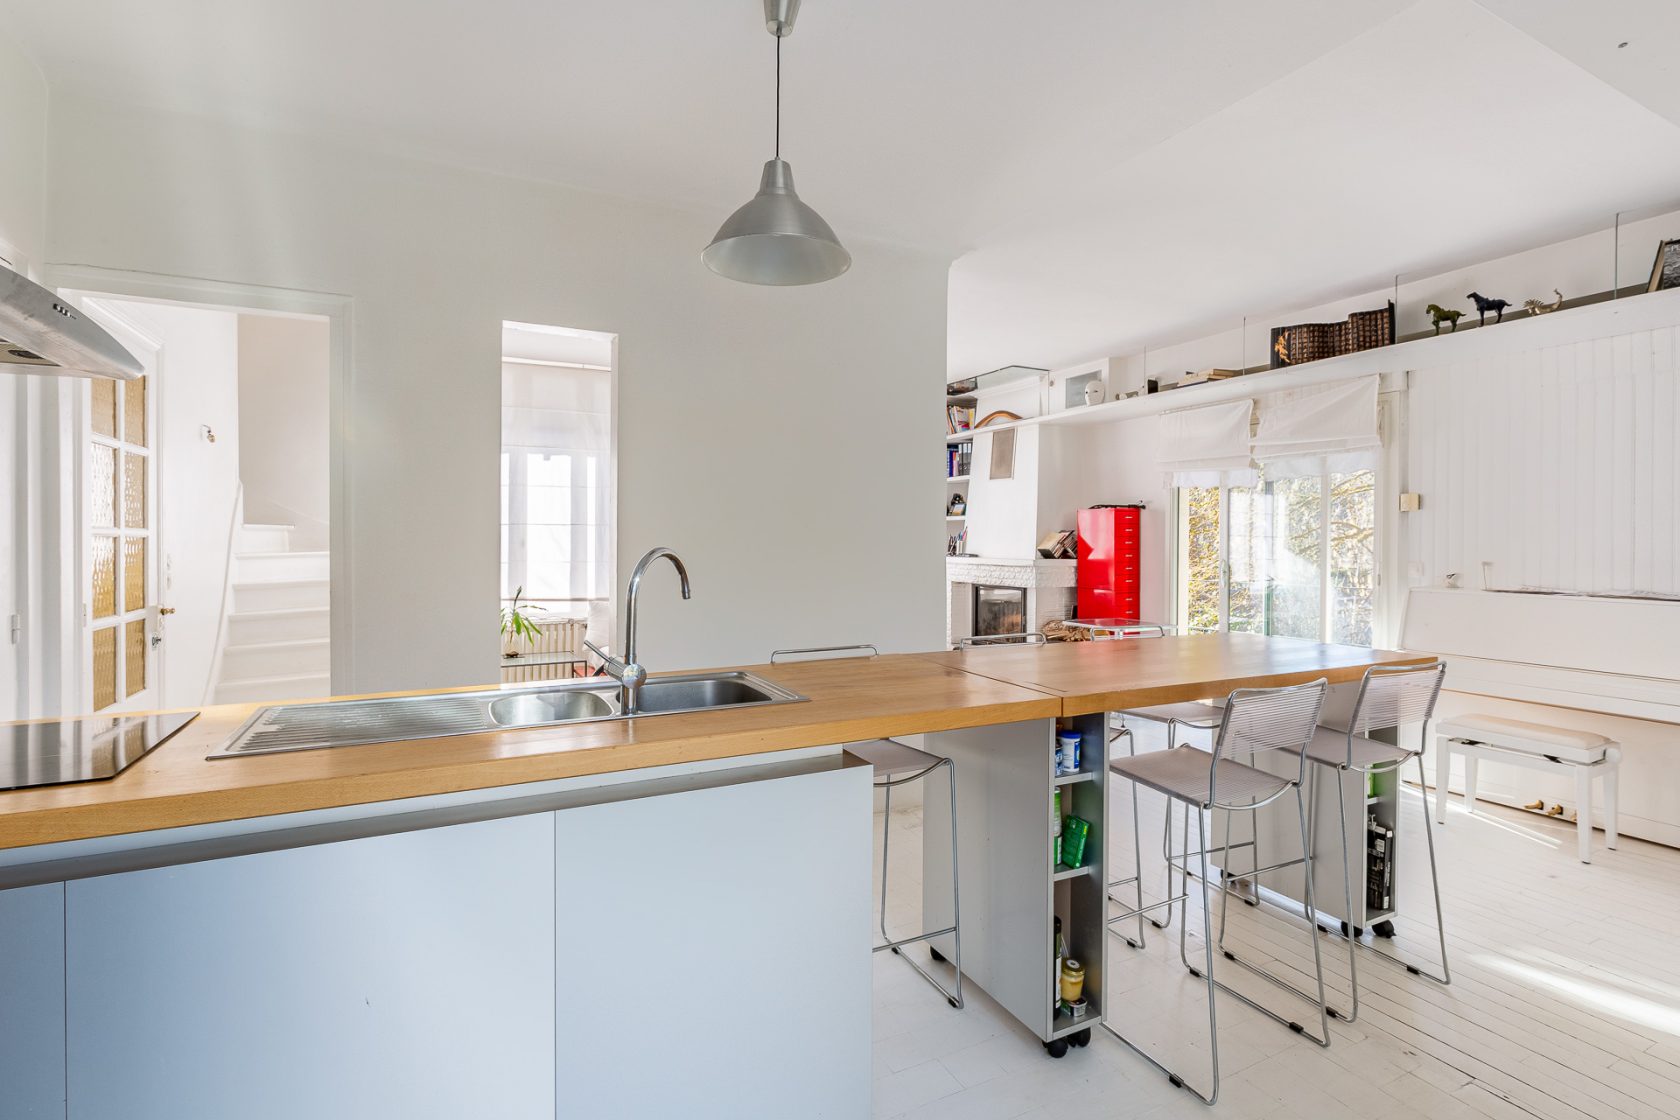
[1405, 315, 1680, 597]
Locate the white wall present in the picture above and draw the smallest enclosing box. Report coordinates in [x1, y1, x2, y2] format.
[238, 314, 330, 551]
[42, 95, 948, 692]
[0, 34, 47, 269]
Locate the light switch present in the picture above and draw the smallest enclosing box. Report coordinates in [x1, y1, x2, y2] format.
[1398, 492, 1422, 512]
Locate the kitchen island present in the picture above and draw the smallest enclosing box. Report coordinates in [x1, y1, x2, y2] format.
[0, 636, 1425, 1119]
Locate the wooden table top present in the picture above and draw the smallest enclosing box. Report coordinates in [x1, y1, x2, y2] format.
[0, 635, 1429, 850]
[916, 632, 1431, 716]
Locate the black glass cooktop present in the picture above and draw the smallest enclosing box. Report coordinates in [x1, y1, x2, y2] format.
[0, 711, 198, 791]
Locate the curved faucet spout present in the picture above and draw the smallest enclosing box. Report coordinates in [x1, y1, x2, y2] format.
[607, 547, 692, 714]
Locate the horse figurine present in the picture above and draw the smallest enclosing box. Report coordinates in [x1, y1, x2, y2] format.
[1467, 291, 1511, 326]
[1427, 304, 1463, 334]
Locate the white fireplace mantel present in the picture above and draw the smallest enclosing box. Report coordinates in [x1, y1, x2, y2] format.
[945, 556, 1077, 647]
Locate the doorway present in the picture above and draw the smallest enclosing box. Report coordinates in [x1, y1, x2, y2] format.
[2, 292, 334, 718]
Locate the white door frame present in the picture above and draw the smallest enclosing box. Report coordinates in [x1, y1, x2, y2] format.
[47, 265, 356, 694]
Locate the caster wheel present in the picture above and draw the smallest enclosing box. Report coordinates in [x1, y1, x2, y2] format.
[929, 946, 947, 963]
[1044, 1038, 1070, 1059]
[1069, 1028, 1092, 1048]
[1373, 920, 1396, 939]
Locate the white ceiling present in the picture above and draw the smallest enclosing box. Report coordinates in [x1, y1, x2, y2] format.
[7, 0, 1680, 377]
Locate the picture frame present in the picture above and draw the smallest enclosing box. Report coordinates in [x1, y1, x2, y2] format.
[1648, 238, 1680, 293]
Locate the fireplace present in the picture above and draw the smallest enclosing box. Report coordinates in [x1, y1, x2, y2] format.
[973, 584, 1028, 638]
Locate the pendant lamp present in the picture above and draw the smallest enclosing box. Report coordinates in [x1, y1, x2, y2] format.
[702, 0, 851, 285]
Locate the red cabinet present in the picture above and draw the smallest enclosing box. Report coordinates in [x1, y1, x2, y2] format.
[1076, 506, 1143, 620]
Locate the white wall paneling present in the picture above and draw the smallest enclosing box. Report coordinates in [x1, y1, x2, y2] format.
[1405, 323, 1680, 596]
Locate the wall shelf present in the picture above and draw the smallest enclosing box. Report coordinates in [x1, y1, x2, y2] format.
[946, 474, 969, 483]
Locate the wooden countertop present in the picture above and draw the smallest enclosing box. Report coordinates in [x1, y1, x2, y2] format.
[0, 635, 1428, 850]
[0, 655, 1059, 851]
[915, 632, 1431, 716]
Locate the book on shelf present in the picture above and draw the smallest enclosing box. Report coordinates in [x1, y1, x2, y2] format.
[946, 404, 976, 434]
[1178, 367, 1241, 387]
[946, 442, 973, 479]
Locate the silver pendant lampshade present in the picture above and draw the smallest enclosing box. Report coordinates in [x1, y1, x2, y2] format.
[703, 0, 850, 286]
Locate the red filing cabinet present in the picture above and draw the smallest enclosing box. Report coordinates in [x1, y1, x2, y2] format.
[1076, 505, 1142, 620]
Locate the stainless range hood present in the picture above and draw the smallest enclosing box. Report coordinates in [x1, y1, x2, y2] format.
[0, 263, 141, 380]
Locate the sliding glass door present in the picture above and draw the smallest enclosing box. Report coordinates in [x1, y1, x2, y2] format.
[1176, 468, 1375, 646]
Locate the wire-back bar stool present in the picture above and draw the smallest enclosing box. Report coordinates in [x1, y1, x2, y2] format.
[1102, 678, 1331, 1105]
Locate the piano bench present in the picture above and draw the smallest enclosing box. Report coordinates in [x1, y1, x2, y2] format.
[1434, 715, 1620, 863]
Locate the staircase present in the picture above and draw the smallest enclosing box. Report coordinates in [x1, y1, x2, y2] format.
[213, 524, 331, 704]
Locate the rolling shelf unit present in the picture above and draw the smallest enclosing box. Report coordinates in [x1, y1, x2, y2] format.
[923, 712, 1109, 1058]
[1203, 708, 1407, 939]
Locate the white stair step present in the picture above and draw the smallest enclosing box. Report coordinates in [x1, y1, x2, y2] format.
[227, 607, 331, 646]
[237, 523, 295, 554]
[213, 672, 332, 706]
[220, 638, 330, 682]
[233, 578, 330, 613]
[236, 550, 329, 583]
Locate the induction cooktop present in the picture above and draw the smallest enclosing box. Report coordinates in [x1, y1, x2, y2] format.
[0, 710, 198, 791]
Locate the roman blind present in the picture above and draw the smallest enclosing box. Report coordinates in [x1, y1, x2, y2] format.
[1157, 398, 1256, 487]
[1251, 374, 1381, 478]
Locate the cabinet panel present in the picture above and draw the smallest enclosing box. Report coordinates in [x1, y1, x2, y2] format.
[0, 883, 66, 1120]
[65, 814, 555, 1120]
[553, 765, 872, 1118]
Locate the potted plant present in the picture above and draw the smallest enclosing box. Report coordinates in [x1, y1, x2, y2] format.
[500, 586, 543, 657]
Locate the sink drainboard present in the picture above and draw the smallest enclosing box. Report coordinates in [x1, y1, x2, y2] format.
[219, 693, 501, 755]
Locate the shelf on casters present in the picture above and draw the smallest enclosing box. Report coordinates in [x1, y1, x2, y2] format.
[1052, 862, 1094, 881]
[1053, 770, 1097, 786]
[1050, 1002, 1101, 1038]
[946, 474, 969, 483]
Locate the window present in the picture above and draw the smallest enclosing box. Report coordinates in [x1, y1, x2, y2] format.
[500, 323, 615, 615]
[1175, 466, 1377, 646]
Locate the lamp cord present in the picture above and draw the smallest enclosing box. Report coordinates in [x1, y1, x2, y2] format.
[775, 32, 781, 160]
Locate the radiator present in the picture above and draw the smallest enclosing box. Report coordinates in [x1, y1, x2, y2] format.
[501, 615, 588, 684]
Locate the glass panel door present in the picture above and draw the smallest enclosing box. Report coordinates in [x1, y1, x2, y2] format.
[87, 366, 156, 712]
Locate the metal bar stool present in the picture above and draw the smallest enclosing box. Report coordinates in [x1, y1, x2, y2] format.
[770, 645, 963, 1009]
[1108, 700, 1243, 940]
[1103, 679, 1332, 1106]
[1300, 661, 1451, 1022]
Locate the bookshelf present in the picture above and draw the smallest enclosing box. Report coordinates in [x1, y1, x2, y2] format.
[946, 395, 975, 556]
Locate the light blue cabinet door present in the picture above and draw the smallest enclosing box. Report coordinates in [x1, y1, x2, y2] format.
[0, 883, 66, 1120]
[65, 814, 555, 1120]
[553, 765, 873, 1118]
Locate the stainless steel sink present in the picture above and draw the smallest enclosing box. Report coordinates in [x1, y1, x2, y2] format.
[488, 689, 617, 727]
[632, 672, 793, 714]
[211, 671, 805, 758]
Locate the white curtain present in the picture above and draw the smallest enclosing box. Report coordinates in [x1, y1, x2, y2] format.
[1252, 374, 1381, 478]
[1158, 398, 1257, 488]
[501, 362, 613, 608]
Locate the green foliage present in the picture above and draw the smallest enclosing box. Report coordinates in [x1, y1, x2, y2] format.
[1179, 470, 1375, 645]
[500, 585, 543, 651]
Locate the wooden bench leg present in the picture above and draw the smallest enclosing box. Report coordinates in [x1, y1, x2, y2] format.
[1604, 751, 1620, 851]
[1435, 739, 1450, 824]
[1575, 764, 1592, 864]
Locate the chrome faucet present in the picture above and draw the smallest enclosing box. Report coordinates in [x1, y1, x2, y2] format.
[584, 547, 691, 715]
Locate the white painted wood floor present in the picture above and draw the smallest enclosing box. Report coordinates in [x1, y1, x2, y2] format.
[870, 740, 1680, 1119]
